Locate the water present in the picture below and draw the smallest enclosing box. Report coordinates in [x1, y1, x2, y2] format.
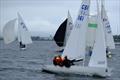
[0, 40, 120, 80]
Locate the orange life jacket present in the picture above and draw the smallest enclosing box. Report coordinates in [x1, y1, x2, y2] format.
[55, 56, 64, 64]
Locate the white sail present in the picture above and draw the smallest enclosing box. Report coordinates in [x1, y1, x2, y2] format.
[101, 0, 115, 49]
[88, 0, 107, 68]
[3, 19, 16, 44]
[86, 15, 97, 47]
[62, 0, 90, 60]
[64, 11, 74, 46]
[17, 13, 32, 44]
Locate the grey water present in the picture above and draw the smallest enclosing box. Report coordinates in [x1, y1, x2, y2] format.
[0, 40, 120, 80]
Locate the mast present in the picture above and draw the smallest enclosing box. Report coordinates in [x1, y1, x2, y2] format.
[17, 12, 22, 43]
[96, 0, 100, 15]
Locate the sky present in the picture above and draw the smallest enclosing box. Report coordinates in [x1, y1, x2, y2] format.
[0, 0, 120, 37]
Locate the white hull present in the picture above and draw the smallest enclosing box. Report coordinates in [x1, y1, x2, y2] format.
[20, 47, 26, 50]
[42, 65, 111, 77]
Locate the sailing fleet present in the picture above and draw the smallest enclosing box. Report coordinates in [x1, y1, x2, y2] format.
[2, 0, 115, 78]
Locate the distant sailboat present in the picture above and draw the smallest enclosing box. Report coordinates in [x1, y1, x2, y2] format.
[42, 0, 111, 77]
[54, 11, 73, 52]
[3, 13, 32, 50]
[17, 13, 32, 50]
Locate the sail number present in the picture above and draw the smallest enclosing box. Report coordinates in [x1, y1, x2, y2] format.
[77, 16, 84, 21]
[81, 4, 89, 10]
[21, 22, 27, 30]
[77, 4, 89, 21]
[103, 18, 112, 33]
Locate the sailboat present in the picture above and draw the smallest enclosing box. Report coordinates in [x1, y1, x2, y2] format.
[17, 13, 32, 50]
[54, 11, 73, 52]
[3, 13, 32, 50]
[42, 0, 111, 77]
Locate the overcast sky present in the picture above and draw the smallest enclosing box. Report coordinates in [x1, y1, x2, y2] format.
[0, 0, 120, 37]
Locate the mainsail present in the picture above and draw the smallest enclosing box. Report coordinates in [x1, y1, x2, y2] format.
[62, 0, 90, 60]
[3, 19, 16, 44]
[17, 13, 32, 44]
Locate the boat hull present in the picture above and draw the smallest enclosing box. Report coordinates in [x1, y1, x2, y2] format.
[42, 65, 111, 77]
[20, 47, 26, 50]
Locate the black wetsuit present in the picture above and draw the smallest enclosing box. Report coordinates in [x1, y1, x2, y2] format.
[63, 59, 71, 68]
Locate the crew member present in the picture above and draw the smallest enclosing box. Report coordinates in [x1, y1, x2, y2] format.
[89, 47, 92, 56]
[63, 56, 71, 68]
[53, 55, 64, 66]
